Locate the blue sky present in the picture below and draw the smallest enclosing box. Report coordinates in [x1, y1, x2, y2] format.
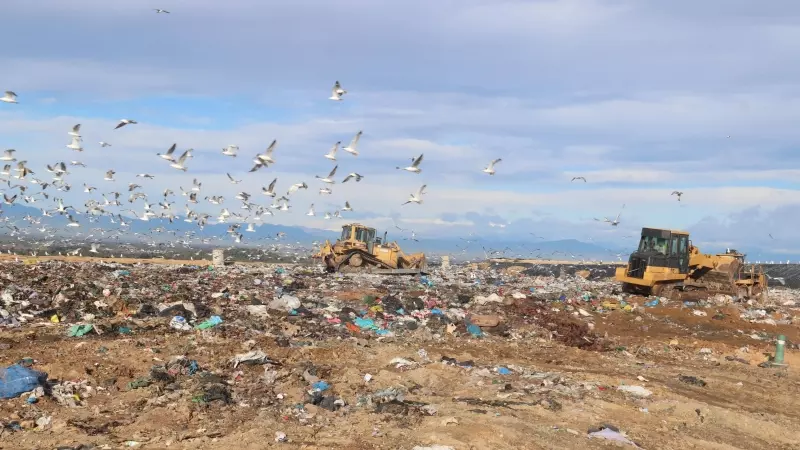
[3, 0, 800, 255]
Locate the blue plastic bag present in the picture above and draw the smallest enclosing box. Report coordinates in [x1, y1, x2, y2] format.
[0, 364, 47, 399]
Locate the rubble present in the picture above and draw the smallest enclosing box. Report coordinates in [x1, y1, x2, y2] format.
[0, 259, 799, 448]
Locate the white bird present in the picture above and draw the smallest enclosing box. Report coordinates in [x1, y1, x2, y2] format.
[571, 176, 586, 182]
[170, 150, 191, 171]
[671, 191, 683, 201]
[227, 173, 241, 184]
[306, 204, 316, 216]
[114, 119, 137, 129]
[99, 141, 111, 147]
[323, 212, 332, 220]
[154, 8, 170, 13]
[246, 223, 255, 232]
[342, 201, 352, 212]
[89, 243, 99, 254]
[342, 131, 362, 156]
[482, 158, 502, 175]
[403, 185, 427, 205]
[262, 178, 278, 197]
[158, 143, 177, 161]
[256, 140, 277, 165]
[1, 91, 18, 103]
[70, 161, 86, 167]
[319, 187, 332, 195]
[191, 178, 201, 191]
[324, 142, 340, 160]
[595, 204, 624, 226]
[315, 165, 338, 184]
[222, 145, 238, 157]
[66, 137, 83, 152]
[0, 149, 16, 162]
[136, 173, 155, 179]
[397, 154, 423, 173]
[104, 170, 115, 181]
[342, 173, 363, 183]
[329, 81, 347, 101]
[287, 182, 308, 195]
[66, 214, 79, 227]
[68, 124, 82, 138]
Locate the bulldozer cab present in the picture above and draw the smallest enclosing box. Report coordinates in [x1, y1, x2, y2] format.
[341, 224, 377, 253]
[629, 228, 691, 276]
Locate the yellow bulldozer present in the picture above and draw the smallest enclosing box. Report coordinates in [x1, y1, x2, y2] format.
[614, 227, 767, 299]
[314, 223, 427, 274]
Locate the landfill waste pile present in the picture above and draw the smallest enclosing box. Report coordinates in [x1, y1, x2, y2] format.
[1, 259, 799, 449]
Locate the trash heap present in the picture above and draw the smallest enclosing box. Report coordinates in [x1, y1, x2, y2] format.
[0, 259, 798, 448]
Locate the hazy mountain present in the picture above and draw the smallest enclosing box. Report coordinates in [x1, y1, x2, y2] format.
[2, 203, 794, 261]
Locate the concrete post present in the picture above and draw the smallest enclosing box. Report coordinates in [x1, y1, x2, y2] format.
[212, 249, 225, 268]
[441, 255, 450, 269]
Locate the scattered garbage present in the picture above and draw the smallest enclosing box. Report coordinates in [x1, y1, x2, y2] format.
[0, 364, 48, 399]
[588, 425, 641, 447]
[679, 375, 708, 387]
[617, 385, 653, 398]
[0, 258, 796, 447]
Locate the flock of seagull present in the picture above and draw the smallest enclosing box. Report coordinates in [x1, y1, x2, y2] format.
[0, 73, 511, 257]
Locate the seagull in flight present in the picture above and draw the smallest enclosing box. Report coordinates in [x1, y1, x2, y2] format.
[136, 173, 155, 179]
[342, 173, 363, 183]
[222, 145, 238, 157]
[68, 124, 82, 138]
[342, 131, 361, 156]
[154, 9, 170, 13]
[397, 154, 423, 173]
[329, 81, 347, 101]
[262, 178, 277, 197]
[403, 185, 427, 205]
[104, 170, 115, 181]
[259, 140, 278, 164]
[227, 173, 241, 184]
[571, 176, 586, 182]
[66, 137, 83, 152]
[671, 191, 683, 201]
[114, 119, 137, 129]
[70, 161, 86, 167]
[306, 204, 316, 216]
[158, 143, 177, 161]
[324, 142, 340, 161]
[99, 141, 111, 147]
[169, 149, 191, 171]
[0, 91, 18, 103]
[287, 182, 308, 195]
[595, 204, 624, 226]
[0, 150, 16, 162]
[315, 165, 338, 184]
[482, 158, 502, 175]
[342, 201, 353, 212]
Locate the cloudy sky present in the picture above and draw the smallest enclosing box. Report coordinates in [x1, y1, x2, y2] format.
[2, 0, 800, 253]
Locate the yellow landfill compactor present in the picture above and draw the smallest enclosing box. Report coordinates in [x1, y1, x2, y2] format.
[315, 223, 427, 274]
[614, 227, 767, 299]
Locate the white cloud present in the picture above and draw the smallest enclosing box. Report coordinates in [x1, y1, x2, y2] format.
[5, 0, 800, 255]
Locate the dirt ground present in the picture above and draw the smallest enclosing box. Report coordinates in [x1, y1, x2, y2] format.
[1, 267, 799, 449]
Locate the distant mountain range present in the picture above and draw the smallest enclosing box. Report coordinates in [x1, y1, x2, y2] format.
[1, 202, 795, 262]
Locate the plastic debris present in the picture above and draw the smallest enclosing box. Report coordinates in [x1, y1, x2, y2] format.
[0, 364, 48, 399]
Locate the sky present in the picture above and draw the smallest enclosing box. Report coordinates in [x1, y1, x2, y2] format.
[2, 0, 800, 255]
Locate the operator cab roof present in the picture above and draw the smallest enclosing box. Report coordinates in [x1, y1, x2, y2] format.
[641, 227, 689, 236]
